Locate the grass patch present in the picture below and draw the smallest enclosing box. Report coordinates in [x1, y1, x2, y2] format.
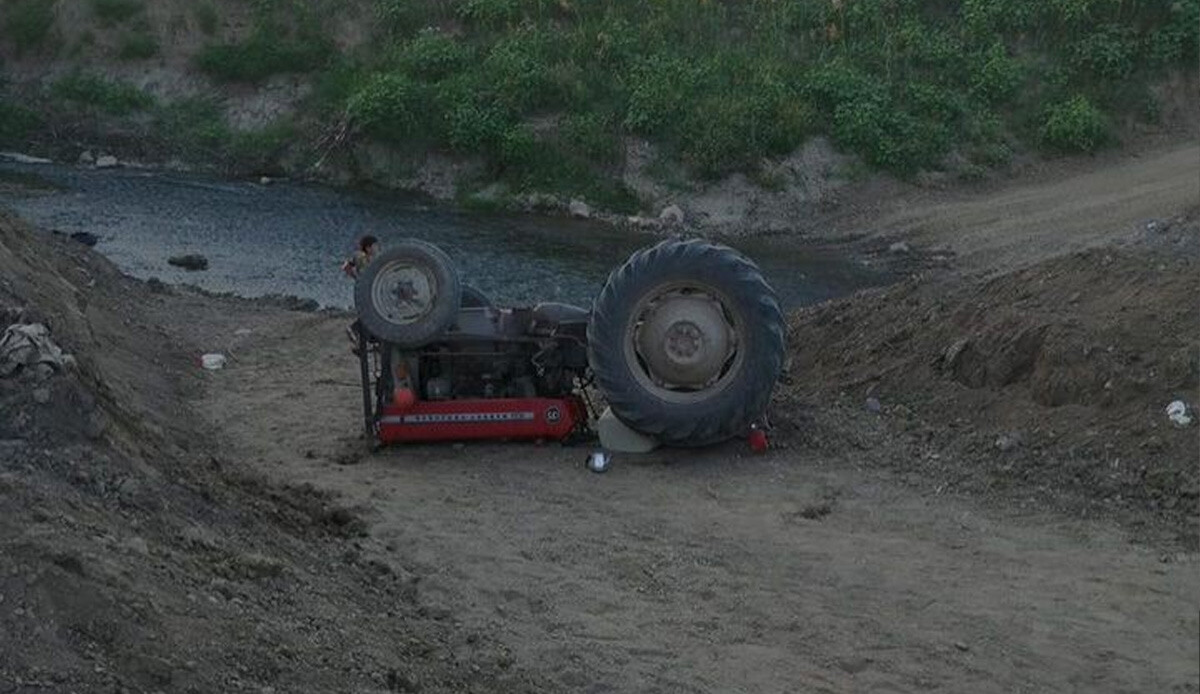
[0, 101, 44, 145]
[4, 0, 56, 54]
[117, 32, 158, 60]
[151, 97, 229, 160]
[92, 0, 143, 25]
[50, 72, 154, 116]
[196, 32, 334, 83]
[228, 121, 297, 174]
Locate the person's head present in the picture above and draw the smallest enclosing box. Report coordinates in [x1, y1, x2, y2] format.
[358, 234, 379, 255]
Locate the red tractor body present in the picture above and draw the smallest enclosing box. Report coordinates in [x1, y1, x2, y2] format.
[376, 395, 587, 444]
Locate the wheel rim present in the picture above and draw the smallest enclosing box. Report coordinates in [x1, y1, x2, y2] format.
[371, 259, 438, 326]
[624, 283, 744, 404]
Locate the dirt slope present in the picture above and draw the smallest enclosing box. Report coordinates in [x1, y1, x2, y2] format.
[0, 214, 542, 692]
[780, 213, 1200, 545]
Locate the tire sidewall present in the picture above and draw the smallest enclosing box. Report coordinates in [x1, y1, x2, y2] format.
[588, 239, 785, 446]
[354, 240, 462, 347]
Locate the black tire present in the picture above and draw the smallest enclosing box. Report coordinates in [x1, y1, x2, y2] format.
[588, 239, 785, 446]
[354, 240, 461, 347]
[461, 284, 494, 308]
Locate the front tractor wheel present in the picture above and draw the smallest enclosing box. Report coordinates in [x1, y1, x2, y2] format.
[588, 239, 785, 446]
[354, 240, 462, 348]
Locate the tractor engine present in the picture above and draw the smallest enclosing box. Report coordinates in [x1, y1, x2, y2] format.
[376, 305, 589, 405]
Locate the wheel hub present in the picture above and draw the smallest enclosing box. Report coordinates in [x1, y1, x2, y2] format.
[373, 262, 436, 325]
[635, 293, 733, 390]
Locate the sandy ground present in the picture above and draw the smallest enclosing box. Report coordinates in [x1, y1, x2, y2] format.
[185, 306, 1198, 694]
[172, 142, 1199, 692]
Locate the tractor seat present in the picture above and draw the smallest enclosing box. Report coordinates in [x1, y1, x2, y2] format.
[531, 302, 590, 326]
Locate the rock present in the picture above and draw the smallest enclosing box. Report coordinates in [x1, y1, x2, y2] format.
[168, 254, 209, 271]
[31, 388, 50, 405]
[568, 199, 591, 219]
[953, 641, 970, 652]
[69, 231, 99, 247]
[95, 155, 119, 169]
[123, 536, 150, 556]
[1166, 400, 1193, 427]
[889, 241, 911, 254]
[865, 397, 882, 414]
[995, 433, 1022, 452]
[626, 215, 661, 230]
[659, 204, 685, 225]
[836, 656, 872, 674]
[78, 151, 95, 166]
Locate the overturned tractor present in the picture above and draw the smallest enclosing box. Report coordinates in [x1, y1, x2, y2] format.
[354, 238, 785, 448]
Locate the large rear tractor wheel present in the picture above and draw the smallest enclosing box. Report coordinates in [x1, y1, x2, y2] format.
[588, 239, 785, 446]
[355, 240, 461, 347]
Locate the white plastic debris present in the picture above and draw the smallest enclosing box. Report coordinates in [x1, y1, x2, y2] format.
[1166, 401, 1192, 427]
[200, 353, 228, 371]
[586, 451, 611, 473]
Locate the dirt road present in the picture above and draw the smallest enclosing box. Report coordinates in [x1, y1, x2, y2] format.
[875, 143, 1200, 272]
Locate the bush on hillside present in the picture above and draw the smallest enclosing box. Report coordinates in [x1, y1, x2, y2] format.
[5, 0, 56, 54]
[1041, 95, 1110, 153]
[196, 33, 333, 83]
[50, 73, 154, 115]
[346, 73, 426, 144]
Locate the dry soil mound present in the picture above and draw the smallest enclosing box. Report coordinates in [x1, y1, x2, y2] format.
[0, 212, 540, 692]
[776, 209, 1199, 547]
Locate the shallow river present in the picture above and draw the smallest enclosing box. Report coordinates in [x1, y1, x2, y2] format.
[0, 160, 888, 309]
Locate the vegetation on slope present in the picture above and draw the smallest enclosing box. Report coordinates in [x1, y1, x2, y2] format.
[1, 0, 1196, 208]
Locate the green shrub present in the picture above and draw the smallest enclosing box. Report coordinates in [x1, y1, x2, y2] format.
[92, 0, 143, 25]
[391, 32, 471, 81]
[1069, 25, 1137, 80]
[444, 102, 507, 152]
[5, 0, 56, 53]
[0, 102, 43, 144]
[1040, 95, 1109, 152]
[194, 2, 219, 36]
[346, 73, 427, 143]
[561, 112, 618, 164]
[457, 0, 521, 28]
[677, 95, 754, 177]
[50, 73, 154, 115]
[152, 97, 228, 159]
[117, 32, 158, 60]
[196, 33, 334, 83]
[496, 124, 536, 170]
[624, 54, 711, 135]
[229, 121, 296, 172]
[832, 96, 949, 175]
[970, 42, 1023, 104]
[481, 29, 562, 111]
